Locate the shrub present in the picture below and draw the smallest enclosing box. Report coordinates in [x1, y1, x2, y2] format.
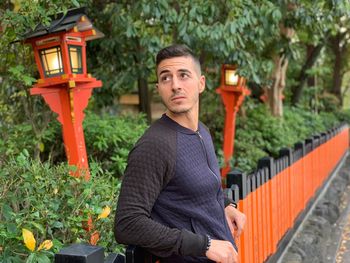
[228, 103, 346, 172]
[318, 92, 341, 112]
[83, 112, 148, 177]
[0, 121, 62, 165]
[333, 108, 350, 124]
[0, 112, 148, 177]
[0, 151, 122, 263]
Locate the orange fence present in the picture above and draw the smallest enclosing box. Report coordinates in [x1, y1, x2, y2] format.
[226, 124, 349, 263]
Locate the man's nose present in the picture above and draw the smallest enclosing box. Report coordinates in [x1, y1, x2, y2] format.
[171, 76, 181, 91]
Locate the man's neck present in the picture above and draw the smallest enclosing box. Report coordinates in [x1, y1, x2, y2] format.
[165, 110, 199, 131]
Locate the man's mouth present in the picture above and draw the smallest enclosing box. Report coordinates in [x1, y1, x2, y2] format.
[171, 95, 186, 101]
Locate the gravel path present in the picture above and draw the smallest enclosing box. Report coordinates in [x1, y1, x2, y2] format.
[335, 186, 350, 263]
[277, 153, 350, 263]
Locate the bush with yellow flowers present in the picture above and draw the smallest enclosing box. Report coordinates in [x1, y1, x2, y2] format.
[0, 150, 123, 262]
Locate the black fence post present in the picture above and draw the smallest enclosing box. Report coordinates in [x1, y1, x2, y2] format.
[251, 172, 257, 193]
[279, 147, 293, 166]
[230, 184, 240, 204]
[55, 244, 104, 263]
[320, 132, 327, 144]
[313, 135, 320, 148]
[257, 156, 275, 180]
[226, 169, 248, 200]
[294, 142, 305, 156]
[305, 137, 314, 154]
[294, 141, 305, 162]
[55, 244, 125, 263]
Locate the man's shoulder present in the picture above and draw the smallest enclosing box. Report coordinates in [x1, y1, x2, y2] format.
[134, 117, 177, 151]
[199, 121, 210, 133]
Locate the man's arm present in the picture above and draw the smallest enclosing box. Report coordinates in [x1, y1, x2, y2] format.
[114, 140, 207, 257]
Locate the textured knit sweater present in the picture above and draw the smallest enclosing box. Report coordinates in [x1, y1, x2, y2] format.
[114, 114, 235, 262]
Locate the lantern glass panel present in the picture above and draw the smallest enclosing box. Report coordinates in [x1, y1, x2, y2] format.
[39, 46, 64, 77]
[225, 69, 239, 86]
[69, 45, 83, 74]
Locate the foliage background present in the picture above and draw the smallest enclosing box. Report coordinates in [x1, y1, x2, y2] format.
[1, 0, 350, 262]
[0, 151, 123, 262]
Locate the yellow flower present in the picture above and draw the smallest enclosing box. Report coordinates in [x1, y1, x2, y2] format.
[97, 206, 111, 219]
[37, 240, 53, 251]
[22, 228, 36, 252]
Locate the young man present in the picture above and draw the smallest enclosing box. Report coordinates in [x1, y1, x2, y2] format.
[115, 44, 245, 263]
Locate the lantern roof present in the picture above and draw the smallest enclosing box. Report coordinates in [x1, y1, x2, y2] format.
[22, 7, 104, 41]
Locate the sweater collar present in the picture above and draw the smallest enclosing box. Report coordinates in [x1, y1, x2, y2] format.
[160, 114, 200, 135]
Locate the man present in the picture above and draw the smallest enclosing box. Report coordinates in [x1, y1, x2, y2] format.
[115, 44, 245, 263]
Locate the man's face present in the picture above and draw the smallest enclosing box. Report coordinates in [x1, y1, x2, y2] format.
[156, 56, 205, 116]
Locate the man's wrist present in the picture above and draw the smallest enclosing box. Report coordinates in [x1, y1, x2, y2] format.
[206, 235, 212, 251]
[229, 202, 237, 209]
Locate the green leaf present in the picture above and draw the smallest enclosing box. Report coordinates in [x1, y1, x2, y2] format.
[36, 254, 51, 263]
[51, 221, 63, 229]
[30, 222, 45, 235]
[26, 253, 36, 263]
[2, 204, 14, 220]
[71, 0, 80, 8]
[6, 223, 17, 234]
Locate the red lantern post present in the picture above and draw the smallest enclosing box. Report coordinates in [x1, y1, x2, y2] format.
[23, 8, 104, 180]
[216, 64, 250, 180]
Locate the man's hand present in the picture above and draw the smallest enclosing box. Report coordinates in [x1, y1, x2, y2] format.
[205, 239, 239, 263]
[225, 205, 246, 239]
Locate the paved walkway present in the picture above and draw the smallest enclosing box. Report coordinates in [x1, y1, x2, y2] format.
[335, 185, 350, 263]
[278, 154, 350, 263]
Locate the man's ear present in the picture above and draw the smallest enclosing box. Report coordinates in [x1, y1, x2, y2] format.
[199, 75, 206, 94]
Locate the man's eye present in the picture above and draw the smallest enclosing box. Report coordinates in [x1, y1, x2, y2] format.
[161, 75, 171, 82]
[180, 73, 189, 79]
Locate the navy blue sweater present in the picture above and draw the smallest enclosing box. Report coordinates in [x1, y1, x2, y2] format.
[115, 114, 235, 262]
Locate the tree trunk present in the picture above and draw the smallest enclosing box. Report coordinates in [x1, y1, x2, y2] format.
[138, 77, 151, 123]
[329, 33, 347, 106]
[133, 38, 152, 123]
[291, 44, 323, 105]
[265, 54, 289, 117]
[264, 23, 294, 117]
[306, 45, 316, 88]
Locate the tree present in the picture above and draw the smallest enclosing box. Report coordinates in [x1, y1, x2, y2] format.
[290, 0, 350, 106]
[86, 0, 284, 118]
[262, 1, 296, 117]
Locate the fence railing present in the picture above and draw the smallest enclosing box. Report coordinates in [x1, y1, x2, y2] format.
[227, 124, 349, 263]
[55, 124, 349, 263]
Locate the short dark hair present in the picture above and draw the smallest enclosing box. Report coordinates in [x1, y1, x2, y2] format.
[156, 44, 201, 74]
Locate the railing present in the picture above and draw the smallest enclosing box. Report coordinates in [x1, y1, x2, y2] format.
[227, 124, 349, 263]
[55, 124, 349, 263]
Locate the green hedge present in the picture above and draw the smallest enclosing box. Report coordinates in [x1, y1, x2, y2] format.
[231, 104, 350, 172]
[0, 112, 148, 177]
[83, 113, 148, 177]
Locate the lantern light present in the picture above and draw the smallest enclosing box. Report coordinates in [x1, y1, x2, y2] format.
[225, 69, 239, 86]
[22, 7, 104, 81]
[69, 45, 83, 74]
[39, 46, 64, 77]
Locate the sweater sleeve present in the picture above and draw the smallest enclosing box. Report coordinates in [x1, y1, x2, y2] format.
[114, 139, 207, 257]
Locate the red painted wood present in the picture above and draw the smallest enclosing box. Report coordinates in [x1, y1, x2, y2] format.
[217, 65, 250, 180]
